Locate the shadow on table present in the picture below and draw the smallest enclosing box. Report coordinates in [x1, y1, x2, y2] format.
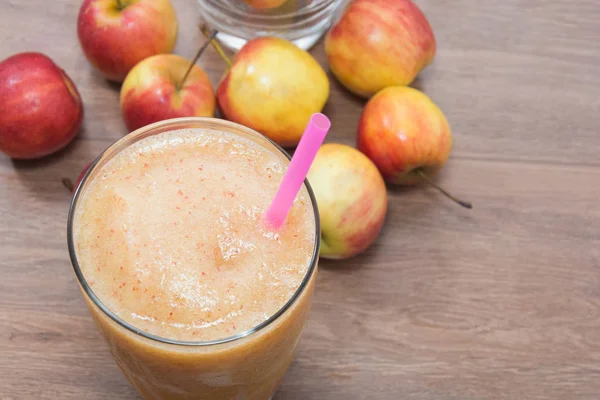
[318, 183, 436, 271]
[9, 123, 91, 200]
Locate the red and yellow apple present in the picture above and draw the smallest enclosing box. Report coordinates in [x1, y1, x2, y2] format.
[357, 86, 451, 185]
[77, 0, 178, 82]
[120, 54, 215, 132]
[307, 143, 387, 259]
[241, 0, 287, 9]
[217, 37, 329, 147]
[325, 0, 436, 98]
[0, 52, 83, 159]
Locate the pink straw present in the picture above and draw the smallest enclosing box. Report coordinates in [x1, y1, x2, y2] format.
[264, 113, 331, 229]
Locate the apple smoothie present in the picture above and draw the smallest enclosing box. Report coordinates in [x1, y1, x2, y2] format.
[68, 118, 319, 400]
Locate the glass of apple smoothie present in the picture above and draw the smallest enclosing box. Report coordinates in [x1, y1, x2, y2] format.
[67, 117, 319, 400]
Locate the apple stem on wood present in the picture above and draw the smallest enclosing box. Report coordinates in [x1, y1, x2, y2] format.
[200, 25, 232, 68]
[176, 30, 219, 91]
[62, 178, 74, 192]
[416, 169, 473, 209]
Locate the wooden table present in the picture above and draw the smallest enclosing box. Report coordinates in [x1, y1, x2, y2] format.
[2, 1, 600, 399]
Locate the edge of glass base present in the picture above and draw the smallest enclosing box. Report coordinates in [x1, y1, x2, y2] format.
[213, 29, 326, 52]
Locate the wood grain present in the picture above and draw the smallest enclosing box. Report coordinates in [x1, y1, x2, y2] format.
[2, 0, 600, 399]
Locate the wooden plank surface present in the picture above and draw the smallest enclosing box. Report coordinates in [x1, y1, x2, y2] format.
[2, 0, 600, 399]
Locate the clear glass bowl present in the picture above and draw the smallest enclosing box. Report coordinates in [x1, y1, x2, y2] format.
[198, 0, 348, 51]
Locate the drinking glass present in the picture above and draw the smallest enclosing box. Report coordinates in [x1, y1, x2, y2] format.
[67, 117, 320, 400]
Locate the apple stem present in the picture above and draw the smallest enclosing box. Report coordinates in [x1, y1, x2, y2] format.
[116, 0, 124, 10]
[62, 178, 74, 192]
[200, 25, 232, 68]
[176, 30, 218, 91]
[416, 169, 473, 209]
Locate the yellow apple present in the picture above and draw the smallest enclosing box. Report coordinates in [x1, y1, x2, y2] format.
[242, 0, 287, 9]
[307, 143, 387, 259]
[217, 37, 329, 147]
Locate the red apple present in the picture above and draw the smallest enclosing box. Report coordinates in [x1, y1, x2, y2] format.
[0, 52, 83, 159]
[325, 0, 436, 98]
[120, 54, 215, 132]
[357, 86, 451, 185]
[307, 143, 387, 259]
[77, 0, 178, 82]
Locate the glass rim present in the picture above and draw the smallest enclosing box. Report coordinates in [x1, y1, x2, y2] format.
[67, 117, 321, 347]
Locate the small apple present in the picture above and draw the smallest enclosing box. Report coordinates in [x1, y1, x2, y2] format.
[242, 0, 287, 9]
[217, 37, 329, 147]
[307, 143, 387, 259]
[357, 86, 471, 208]
[77, 0, 178, 82]
[325, 0, 436, 98]
[120, 54, 215, 132]
[357, 86, 450, 185]
[0, 52, 83, 159]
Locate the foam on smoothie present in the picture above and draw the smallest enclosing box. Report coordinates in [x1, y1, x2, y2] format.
[73, 128, 315, 342]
